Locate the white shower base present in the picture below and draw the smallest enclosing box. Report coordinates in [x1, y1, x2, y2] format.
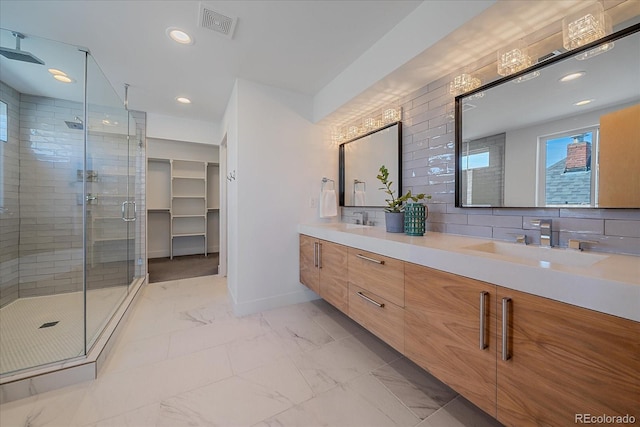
[0, 287, 127, 374]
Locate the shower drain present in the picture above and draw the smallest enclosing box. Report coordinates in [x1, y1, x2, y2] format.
[39, 321, 59, 329]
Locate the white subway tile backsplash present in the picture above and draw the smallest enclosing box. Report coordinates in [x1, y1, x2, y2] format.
[604, 220, 640, 238]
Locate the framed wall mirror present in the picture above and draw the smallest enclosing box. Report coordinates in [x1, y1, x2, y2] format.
[339, 122, 402, 207]
[455, 23, 640, 208]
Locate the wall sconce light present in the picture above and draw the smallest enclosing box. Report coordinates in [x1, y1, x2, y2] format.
[346, 126, 359, 139]
[363, 117, 377, 131]
[332, 106, 402, 144]
[562, 2, 613, 60]
[449, 73, 481, 96]
[513, 70, 541, 83]
[497, 40, 533, 77]
[382, 108, 400, 124]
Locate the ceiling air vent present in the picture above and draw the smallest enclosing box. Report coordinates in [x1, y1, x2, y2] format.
[538, 50, 563, 63]
[199, 3, 237, 39]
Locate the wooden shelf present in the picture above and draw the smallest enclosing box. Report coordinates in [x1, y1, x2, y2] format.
[173, 214, 206, 218]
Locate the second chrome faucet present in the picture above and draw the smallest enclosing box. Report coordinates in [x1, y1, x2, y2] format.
[532, 219, 553, 247]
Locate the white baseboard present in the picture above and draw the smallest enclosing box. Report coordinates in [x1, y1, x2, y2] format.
[230, 287, 320, 317]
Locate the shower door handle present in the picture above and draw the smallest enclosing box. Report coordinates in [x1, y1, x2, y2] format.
[121, 201, 136, 222]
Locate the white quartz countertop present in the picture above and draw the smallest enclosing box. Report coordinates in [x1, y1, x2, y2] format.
[299, 223, 640, 322]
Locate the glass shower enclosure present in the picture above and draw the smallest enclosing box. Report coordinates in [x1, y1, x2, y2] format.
[0, 29, 145, 376]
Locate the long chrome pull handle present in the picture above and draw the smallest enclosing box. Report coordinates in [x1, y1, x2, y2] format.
[479, 291, 488, 350]
[130, 201, 137, 221]
[313, 242, 318, 268]
[357, 291, 385, 308]
[318, 243, 322, 269]
[121, 201, 136, 222]
[502, 297, 511, 361]
[356, 254, 385, 265]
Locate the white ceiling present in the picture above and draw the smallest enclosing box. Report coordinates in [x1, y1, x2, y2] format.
[1, 0, 638, 130]
[0, 0, 422, 122]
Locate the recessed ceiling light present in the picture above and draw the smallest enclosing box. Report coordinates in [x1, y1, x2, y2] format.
[560, 72, 586, 82]
[167, 27, 194, 45]
[176, 97, 192, 104]
[53, 74, 75, 83]
[574, 99, 593, 106]
[48, 68, 67, 76]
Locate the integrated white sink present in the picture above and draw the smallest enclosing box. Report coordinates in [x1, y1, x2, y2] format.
[464, 241, 609, 268]
[322, 223, 372, 231]
[344, 223, 371, 230]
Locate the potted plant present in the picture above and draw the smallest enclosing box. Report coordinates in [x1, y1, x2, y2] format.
[377, 165, 431, 233]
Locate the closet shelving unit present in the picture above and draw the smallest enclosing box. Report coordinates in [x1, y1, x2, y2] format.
[147, 158, 171, 259]
[170, 160, 207, 259]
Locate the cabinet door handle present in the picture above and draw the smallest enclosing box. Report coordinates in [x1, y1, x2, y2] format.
[313, 242, 318, 268]
[355, 254, 385, 265]
[357, 291, 385, 308]
[479, 291, 488, 350]
[318, 243, 322, 269]
[502, 297, 511, 361]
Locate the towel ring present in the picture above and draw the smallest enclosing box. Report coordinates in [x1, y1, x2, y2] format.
[354, 179, 366, 192]
[322, 177, 335, 191]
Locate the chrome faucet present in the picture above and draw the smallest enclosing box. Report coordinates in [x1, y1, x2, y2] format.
[532, 219, 553, 247]
[354, 211, 368, 225]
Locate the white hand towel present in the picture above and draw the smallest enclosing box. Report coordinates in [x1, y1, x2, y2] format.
[319, 189, 338, 218]
[354, 190, 366, 206]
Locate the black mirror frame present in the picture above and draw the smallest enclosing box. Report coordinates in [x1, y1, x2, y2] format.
[455, 22, 640, 208]
[339, 121, 403, 207]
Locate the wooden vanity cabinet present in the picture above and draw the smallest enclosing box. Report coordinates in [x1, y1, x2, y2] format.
[347, 247, 405, 352]
[299, 235, 348, 312]
[405, 263, 498, 417]
[496, 286, 640, 427]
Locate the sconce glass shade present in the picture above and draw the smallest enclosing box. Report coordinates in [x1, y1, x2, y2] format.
[363, 117, 377, 131]
[513, 70, 541, 83]
[449, 73, 481, 96]
[562, 3, 611, 51]
[382, 108, 400, 124]
[497, 41, 533, 77]
[332, 106, 401, 144]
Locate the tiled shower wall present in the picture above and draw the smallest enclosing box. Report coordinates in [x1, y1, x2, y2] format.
[0, 82, 20, 307]
[343, 73, 640, 256]
[18, 93, 85, 298]
[0, 80, 147, 306]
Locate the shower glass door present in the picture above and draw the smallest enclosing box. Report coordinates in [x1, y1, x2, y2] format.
[0, 30, 88, 374]
[84, 54, 130, 351]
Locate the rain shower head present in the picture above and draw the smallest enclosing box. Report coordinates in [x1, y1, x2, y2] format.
[65, 116, 83, 130]
[0, 32, 45, 65]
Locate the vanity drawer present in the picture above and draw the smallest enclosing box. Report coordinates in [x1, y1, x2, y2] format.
[348, 248, 404, 307]
[348, 283, 404, 353]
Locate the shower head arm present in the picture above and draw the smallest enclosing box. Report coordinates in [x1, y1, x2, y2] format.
[11, 32, 25, 50]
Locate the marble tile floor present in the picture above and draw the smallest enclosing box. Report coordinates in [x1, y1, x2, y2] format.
[0, 275, 504, 427]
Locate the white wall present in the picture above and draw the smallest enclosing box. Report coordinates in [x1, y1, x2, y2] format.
[221, 81, 239, 303]
[313, 0, 495, 122]
[504, 101, 637, 206]
[147, 138, 219, 162]
[225, 79, 336, 316]
[147, 113, 220, 145]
